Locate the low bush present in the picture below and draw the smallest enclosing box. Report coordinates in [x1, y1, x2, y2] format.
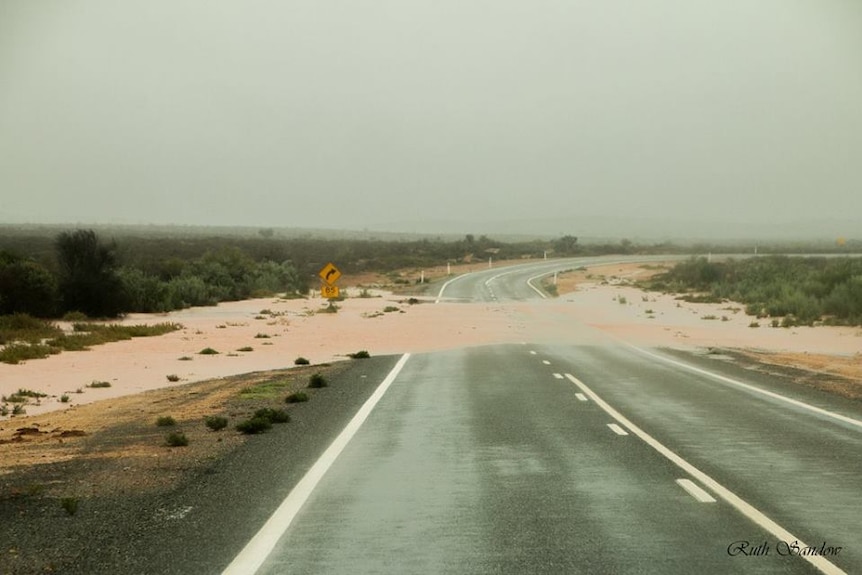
[308, 373, 328, 388]
[205, 415, 228, 431]
[294, 356, 310, 365]
[254, 407, 290, 424]
[236, 416, 272, 434]
[60, 497, 79, 516]
[166, 374, 180, 382]
[237, 346, 254, 352]
[165, 432, 189, 447]
[348, 350, 371, 359]
[87, 380, 111, 388]
[156, 416, 177, 427]
[199, 347, 219, 355]
[286, 391, 309, 403]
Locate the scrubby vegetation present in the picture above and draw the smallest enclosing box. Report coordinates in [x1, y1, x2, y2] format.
[647, 256, 862, 326]
[308, 373, 328, 388]
[285, 391, 309, 403]
[204, 415, 229, 431]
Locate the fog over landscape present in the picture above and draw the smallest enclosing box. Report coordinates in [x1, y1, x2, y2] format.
[1, 0, 860, 239]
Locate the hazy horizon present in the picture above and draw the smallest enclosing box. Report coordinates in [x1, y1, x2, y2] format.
[2, 1, 860, 239]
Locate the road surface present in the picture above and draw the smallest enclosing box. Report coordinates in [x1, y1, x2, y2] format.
[224, 258, 861, 575]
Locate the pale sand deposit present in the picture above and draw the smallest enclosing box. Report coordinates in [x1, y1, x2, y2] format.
[2, 264, 860, 419]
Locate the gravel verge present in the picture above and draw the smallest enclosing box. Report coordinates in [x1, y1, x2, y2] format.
[0, 355, 400, 575]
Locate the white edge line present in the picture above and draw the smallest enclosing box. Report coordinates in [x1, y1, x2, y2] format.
[222, 353, 412, 575]
[564, 373, 846, 575]
[676, 478, 717, 503]
[607, 423, 629, 436]
[435, 273, 471, 303]
[625, 344, 862, 431]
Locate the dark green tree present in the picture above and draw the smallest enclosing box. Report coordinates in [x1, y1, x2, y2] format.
[55, 230, 126, 317]
[0, 253, 59, 317]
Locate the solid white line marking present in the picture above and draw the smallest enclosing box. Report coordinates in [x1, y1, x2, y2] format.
[575, 393, 588, 402]
[542, 360, 551, 365]
[222, 354, 412, 575]
[553, 373, 564, 379]
[607, 423, 629, 436]
[435, 273, 471, 303]
[625, 344, 862, 431]
[676, 479, 717, 503]
[564, 373, 846, 575]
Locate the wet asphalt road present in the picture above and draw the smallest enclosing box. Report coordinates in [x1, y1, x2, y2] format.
[220, 260, 860, 575]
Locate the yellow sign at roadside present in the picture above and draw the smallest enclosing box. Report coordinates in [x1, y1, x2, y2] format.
[319, 262, 342, 285]
[321, 285, 340, 299]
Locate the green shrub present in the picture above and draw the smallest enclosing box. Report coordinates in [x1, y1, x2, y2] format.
[286, 392, 309, 403]
[236, 416, 272, 434]
[166, 374, 180, 382]
[348, 350, 371, 359]
[237, 346, 253, 352]
[205, 415, 228, 431]
[199, 347, 219, 355]
[156, 416, 177, 427]
[60, 497, 79, 516]
[165, 432, 189, 447]
[12, 404, 25, 415]
[294, 356, 310, 365]
[60, 394, 70, 403]
[87, 380, 111, 388]
[254, 333, 271, 339]
[254, 407, 291, 424]
[308, 373, 328, 388]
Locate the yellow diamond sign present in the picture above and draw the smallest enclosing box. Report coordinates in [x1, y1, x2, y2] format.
[319, 262, 341, 285]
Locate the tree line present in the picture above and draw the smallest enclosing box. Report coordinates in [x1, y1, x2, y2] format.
[650, 256, 862, 326]
[0, 230, 307, 318]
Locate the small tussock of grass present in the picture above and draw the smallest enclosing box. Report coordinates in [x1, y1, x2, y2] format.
[60, 394, 70, 403]
[285, 391, 309, 404]
[205, 415, 228, 431]
[239, 378, 292, 400]
[236, 346, 254, 352]
[3, 389, 48, 404]
[254, 333, 271, 339]
[347, 350, 371, 359]
[749, 321, 761, 328]
[166, 374, 181, 382]
[383, 306, 400, 313]
[87, 380, 111, 388]
[178, 356, 193, 361]
[164, 432, 189, 447]
[254, 407, 290, 424]
[701, 315, 719, 320]
[308, 373, 328, 388]
[199, 347, 220, 355]
[235, 417, 272, 435]
[60, 497, 79, 516]
[294, 356, 310, 365]
[155, 416, 177, 427]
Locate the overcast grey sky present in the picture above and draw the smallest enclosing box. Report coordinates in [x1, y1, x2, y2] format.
[1, 0, 860, 237]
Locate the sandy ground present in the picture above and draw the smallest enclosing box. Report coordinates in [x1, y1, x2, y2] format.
[2, 261, 861, 421]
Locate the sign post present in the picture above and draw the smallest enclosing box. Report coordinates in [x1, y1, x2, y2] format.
[318, 262, 342, 302]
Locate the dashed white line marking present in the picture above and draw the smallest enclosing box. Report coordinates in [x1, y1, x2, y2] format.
[575, 393, 588, 402]
[564, 373, 847, 575]
[676, 479, 716, 503]
[222, 354, 412, 575]
[607, 423, 629, 436]
[553, 373, 564, 379]
[542, 360, 551, 365]
[529, 351, 537, 355]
